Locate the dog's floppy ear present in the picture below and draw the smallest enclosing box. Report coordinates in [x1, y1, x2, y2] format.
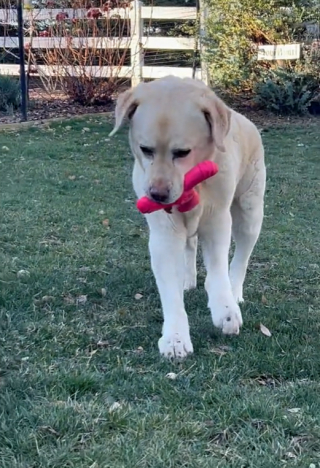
[109, 88, 139, 136]
[201, 93, 231, 152]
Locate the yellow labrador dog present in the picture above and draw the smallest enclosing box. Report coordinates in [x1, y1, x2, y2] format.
[110, 76, 266, 359]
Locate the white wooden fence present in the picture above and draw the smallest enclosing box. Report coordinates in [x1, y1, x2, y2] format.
[0, 2, 208, 86]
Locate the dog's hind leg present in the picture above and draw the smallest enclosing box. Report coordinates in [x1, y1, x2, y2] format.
[229, 162, 266, 303]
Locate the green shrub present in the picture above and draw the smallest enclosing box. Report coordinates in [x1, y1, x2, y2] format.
[0, 75, 21, 112]
[254, 67, 319, 115]
[204, 0, 320, 92]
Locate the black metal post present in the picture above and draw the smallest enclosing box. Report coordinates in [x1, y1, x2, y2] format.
[192, 0, 200, 79]
[17, 0, 27, 121]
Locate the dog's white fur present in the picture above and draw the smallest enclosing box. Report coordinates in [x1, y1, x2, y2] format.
[110, 76, 266, 359]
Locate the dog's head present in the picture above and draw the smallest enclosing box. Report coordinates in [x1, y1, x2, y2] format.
[110, 76, 231, 204]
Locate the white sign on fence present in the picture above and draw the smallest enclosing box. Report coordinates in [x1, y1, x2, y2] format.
[257, 43, 301, 61]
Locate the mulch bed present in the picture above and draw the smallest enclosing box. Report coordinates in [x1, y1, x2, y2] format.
[221, 91, 320, 130]
[0, 88, 115, 125]
[0, 86, 319, 128]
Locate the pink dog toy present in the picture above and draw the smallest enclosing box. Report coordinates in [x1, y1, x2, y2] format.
[136, 160, 219, 214]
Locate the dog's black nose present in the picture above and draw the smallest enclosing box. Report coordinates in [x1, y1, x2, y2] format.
[149, 187, 170, 203]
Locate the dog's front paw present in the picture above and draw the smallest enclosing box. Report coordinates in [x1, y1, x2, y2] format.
[210, 298, 243, 335]
[158, 332, 194, 359]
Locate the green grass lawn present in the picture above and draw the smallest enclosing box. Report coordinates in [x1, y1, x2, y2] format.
[0, 117, 319, 468]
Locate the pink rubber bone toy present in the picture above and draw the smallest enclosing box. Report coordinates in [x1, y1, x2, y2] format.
[136, 160, 219, 214]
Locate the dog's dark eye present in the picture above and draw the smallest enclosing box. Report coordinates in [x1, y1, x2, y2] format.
[140, 146, 154, 157]
[173, 149, 191, 159]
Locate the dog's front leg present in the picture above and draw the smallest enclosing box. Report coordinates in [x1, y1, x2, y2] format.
[199, 210, 243, 335]
[147, 213, 193, 359]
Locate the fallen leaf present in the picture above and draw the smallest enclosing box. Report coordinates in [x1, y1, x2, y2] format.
[210, 345, 232, 356]
[219, 345, 233, 351]
[102, 219, 109, 227]
[261, 294, 267, 304]
[251, 419, 265, 430]
[109, 402, 121, 412]
[39, 426, 60, 437]
[134, 293, 143, 300]
[63, 294, 75, 304]
[97, 340, 109, 348]
[291, 435, 312, 447]
[17, 269, 30, 278]
[34, 295, 55, 305]
[101, 288, 107, 296]
[285, 452, 296, 459]
[166, 372, 177, 380]
[77, 295, 87, 305]
[255, 375, 277, 387]
[117, 308, 126, 316]
[211, 348, 227, 356]
[288, 407, 301, 413]
[209, 430, 229, 445]
[204, 420, 214, 427]
[42, 295, 54, 302]
[260, 323, 272, 337]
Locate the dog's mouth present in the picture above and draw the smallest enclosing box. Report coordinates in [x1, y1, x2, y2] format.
[147, 196, 172, 206]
